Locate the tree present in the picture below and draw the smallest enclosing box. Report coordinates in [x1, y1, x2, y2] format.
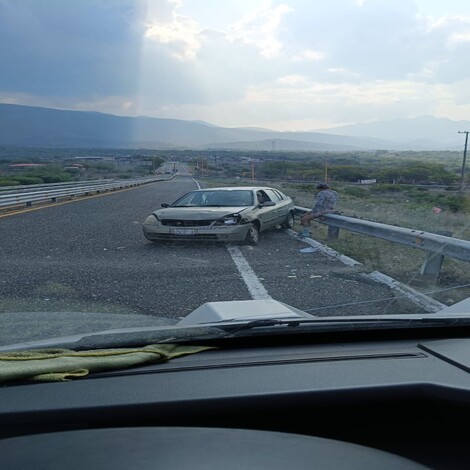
[329, 165, 370, 182]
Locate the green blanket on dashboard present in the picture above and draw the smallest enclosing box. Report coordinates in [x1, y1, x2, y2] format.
[0, 344, 214, 384]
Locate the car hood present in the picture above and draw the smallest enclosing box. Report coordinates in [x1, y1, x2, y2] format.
[153, 206, 251, 220]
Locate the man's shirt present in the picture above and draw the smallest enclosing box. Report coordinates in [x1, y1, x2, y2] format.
[312, 189, 338, 215]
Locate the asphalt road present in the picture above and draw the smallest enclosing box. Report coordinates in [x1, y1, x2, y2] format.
[0, 175, 428, 338]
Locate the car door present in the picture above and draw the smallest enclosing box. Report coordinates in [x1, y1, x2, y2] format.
[264, 189, 287, 225]
[255, 190, 278, 229]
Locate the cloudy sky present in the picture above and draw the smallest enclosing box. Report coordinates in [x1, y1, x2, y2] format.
[1, 0, 470, 131]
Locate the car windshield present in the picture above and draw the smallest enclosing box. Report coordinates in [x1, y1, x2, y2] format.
[173, 190, 254, 207]
[1, 0, 470, 353]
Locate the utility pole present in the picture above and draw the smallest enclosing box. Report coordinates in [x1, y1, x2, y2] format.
[324, 152, 329, 183]
[251, 159, 255, 181]
[459, 131, 469, 192]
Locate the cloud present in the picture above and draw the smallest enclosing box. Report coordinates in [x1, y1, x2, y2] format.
[276, 75, 309, 86]
[1, 0, 470, 130]
[145, 1, 202, 60]
[228, 1, 293, 58]
[448, 32, 470, 45]
[292, 49, 326, 62]
[0, 0, 147, 98]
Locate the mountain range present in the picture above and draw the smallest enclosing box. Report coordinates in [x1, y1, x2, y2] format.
[0, 103, 466, 152]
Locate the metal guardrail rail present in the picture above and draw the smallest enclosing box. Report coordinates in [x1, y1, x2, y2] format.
[0, 176, 173, 209]
[294, 206, 470, 275]
[0, 179, 113, 194]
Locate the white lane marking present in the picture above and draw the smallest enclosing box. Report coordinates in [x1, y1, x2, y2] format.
[286, 229, 360, 266]
[226, 245, 272, 300]
[193, 178, 201, 189]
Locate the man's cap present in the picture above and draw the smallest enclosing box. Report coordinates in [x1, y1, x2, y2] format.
[316, 183, 330, 189]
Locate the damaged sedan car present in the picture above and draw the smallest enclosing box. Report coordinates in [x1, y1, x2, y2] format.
[142, 186, 295, 245]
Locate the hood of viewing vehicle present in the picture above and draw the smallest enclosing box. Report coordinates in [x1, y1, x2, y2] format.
[154, 206, 251, 220]
[0, 311, 174, 348]
[1, 298, 470, 351]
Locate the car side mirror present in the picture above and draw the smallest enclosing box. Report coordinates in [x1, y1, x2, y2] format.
[260, 201, 276, 207]
[161, 203, 170, 208]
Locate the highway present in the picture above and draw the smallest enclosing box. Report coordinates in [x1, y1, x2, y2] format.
[0, 173, 428, 329]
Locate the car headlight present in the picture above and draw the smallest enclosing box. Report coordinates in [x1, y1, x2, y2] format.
[214, 214, 242, 226]
[144, 214, 160, 226]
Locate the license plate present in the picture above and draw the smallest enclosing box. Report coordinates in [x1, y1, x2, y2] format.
[172, 228, 195, 235]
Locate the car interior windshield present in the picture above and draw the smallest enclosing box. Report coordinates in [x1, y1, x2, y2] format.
[1, 1, 470, 468]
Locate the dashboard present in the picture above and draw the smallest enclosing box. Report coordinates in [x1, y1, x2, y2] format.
[0, 331, 469, 469]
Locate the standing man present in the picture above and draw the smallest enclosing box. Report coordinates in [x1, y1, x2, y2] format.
[298, 183, 338, 238]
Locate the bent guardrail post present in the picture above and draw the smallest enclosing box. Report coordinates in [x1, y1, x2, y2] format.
[294, 206, 470, 277]
[419, 231, 452, 276]
[420, 252, 444, 277]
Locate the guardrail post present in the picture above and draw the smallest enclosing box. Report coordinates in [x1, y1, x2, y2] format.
[419, 231, 452, 278]
[420, 252, 444, 277]
[328, 225, 339, 239]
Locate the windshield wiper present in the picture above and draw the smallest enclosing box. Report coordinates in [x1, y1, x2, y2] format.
[0, 325, 227, 352]
[217, 315, 470, 337]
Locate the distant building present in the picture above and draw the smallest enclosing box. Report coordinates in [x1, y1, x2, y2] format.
[63, 163, 85, 173]
[9, 163, 48, 170]
[70, 156, 115, 161]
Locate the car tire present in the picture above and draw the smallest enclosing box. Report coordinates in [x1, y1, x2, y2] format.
[245, 223, 260, 246]
[281, 212, 295, 229]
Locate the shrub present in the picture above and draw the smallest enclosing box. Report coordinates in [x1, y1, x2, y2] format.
[405, 192, 470, 213]
[0, 179, 19, 186]
[41, 173, 72, 183]
[446, 195, 470, 213]
[16, 176, 44, 185]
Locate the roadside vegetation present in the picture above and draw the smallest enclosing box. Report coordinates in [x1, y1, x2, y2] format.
[0, 164, 74, 186]
[0, 152, 164, 187]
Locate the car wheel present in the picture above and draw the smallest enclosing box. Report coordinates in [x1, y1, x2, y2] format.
[245, 223, 260, 245]
[281, 212, 295, 229]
